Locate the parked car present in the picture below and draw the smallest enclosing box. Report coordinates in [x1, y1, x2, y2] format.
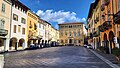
[25, 44, 39, 50]
[87, 44, 93, 49]
[84, 44, 87, 47]
[50, 41, 58, 47]
[65, 44, 74, 46]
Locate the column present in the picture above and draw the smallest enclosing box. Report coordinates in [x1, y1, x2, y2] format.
[4, 38, 10, 52]
[0, 54, 4, 68]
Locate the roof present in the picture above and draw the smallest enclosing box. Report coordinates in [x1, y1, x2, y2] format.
[58, 22, 84, 25]
[11, 0, 30, 11]
[87, 0, 99, 24]
[87, 3, 95, 19]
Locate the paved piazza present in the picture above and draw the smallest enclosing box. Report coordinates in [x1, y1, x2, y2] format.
[4, 46, 112, 68]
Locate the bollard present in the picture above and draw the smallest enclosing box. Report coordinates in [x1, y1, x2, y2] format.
[0, 54, 4, 68]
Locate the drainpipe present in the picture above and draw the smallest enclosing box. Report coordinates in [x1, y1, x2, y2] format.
[10, 2, 12, 40]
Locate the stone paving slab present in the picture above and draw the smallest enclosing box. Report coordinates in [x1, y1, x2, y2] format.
[4, 46, 112, 68]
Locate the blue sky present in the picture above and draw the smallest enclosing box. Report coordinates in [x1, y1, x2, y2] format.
[20, 0, 94, 29]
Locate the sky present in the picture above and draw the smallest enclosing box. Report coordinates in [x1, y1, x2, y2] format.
[19, 0, 94, 29]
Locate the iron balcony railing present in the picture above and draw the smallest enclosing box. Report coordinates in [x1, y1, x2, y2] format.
[93, 28, 100, 37]
[103, 21, 112, 30]
[0, 29, 8, 36]
[114, 11, 120, 24]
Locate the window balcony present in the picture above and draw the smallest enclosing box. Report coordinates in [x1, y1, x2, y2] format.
[101, 4, 105, 11]
[103, 21, 112, 30]
[93, 28, 100, 37]
[93, 31, 100, 37]
[0, 29, 8, 36]
[114, 11, 120, 24]
[99, 25, 105, 32]
[105, 0, 110, 5]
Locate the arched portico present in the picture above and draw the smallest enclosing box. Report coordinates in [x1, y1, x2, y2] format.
[108, 31, 115, 54]
[18, 38, 25, 49]
[9, 37, 17, 50]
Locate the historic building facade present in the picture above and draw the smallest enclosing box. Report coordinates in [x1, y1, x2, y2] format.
[0, 0, 11, 52]
[87, 0, 120, 54]
[38, 18, 46, 46]
[9, 0, 29, 51]
[27, 10, 39, 47]
[113, 0, 120, 48]
[58, 22, 85, 46]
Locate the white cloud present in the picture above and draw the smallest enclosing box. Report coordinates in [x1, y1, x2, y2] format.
[36, 10, 86, 24]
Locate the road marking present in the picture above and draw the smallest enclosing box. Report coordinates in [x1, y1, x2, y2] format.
[90, 49, 120, 68]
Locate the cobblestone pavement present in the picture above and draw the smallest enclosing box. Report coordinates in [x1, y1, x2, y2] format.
[4, 46, 112, 68]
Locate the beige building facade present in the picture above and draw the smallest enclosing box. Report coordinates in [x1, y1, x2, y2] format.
[58, 22, 85, 46]
[0, 0, 11, 52]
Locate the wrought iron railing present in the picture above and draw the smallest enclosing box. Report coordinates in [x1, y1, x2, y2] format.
[0, 29, 8, 36]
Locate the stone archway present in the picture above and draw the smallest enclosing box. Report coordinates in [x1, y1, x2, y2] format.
[9, 37, 17, 50]
[18, 38, 25, 47]
[104, 33, 109, 54]
[108, 31, 115, 53]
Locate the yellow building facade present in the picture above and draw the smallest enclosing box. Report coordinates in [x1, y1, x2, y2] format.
[113, 0, 120, 48]
[87, 0, 119, 54]
[58, 22, 85, 46]
[27, 10, 39, 47]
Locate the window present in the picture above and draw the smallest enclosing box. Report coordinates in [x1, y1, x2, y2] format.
[0, 19, 5, 29]
[2, 3, 5, 12]
[61, 40, 63, 43]
[13, 14, 18, 21]
[108, 9, 111, 21]
[65, 39, 68, 43]
[74, 40, 77, 43]
[21, 18, 26, 24]
[65, 32, 67, 36]
[39, 23, 41, 28]
[74, 32, 76, 36]
[14, 25, 16, 33]
[43, 26, 44, 29]
[18, 25, 21, 32]
[29, 21, 32, 28]
[78, 40, 81, 43]
[22, 28, 25, 34]
[70, 32, 72, 36]
[119, 0, 120, 10]
[0, 39, 4, 47]
[34, 23, 37, 30]
[78, 32, 80, 36]
[102, 0, 105, 4]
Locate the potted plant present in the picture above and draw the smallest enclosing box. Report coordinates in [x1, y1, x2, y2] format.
[112, 47, 120, 61]
[98, 46, 105, 53]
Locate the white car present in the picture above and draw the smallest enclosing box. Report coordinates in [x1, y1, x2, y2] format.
[84, 44, 87, 47]
[87, 44, 92, 49]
